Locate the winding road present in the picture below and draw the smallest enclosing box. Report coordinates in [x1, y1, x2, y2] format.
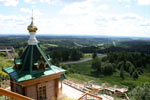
[60, 54, 107, 65]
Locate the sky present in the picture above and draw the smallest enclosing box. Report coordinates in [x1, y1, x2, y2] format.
[0, 0, 150, 37]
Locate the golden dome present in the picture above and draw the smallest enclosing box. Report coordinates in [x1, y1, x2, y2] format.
[27, 17, 38, 32]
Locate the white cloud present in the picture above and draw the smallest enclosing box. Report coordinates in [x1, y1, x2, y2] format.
[0, 0, 18, 6]
[60, 0, 107, 16]
[24, 0, 36, 4]
[39, 0, 87, 4]
[47, 9, 149, 36]
[120, 13, 142, 20]
[20, 8, 31, 13]
[118, 0, 131, 3]
[125, 5, 131, 8]
[0, 0, 150, 37]
[20, 8, 42, 16]
[138, 0, 150, 5]
[0, 14, 29, 34]
[60, 1, 93, 15]
[5, 0, 148, 37]
[57, 0, 150, 37]
[40, 0, 51, 2]
[97, 4, 109, 10]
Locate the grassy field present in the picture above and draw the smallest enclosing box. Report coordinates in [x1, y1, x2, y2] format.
[47, 43, 58, 47]
[81, 53, 92, 60]
[67, 60, 150, 88]
[0, 56, 13, 76]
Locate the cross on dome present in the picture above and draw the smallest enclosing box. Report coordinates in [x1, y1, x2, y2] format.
[27, 10, 38, 45]
[27, 10, 38, 32]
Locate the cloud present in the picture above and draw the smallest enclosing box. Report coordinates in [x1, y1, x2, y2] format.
[60, 0, 108, 15]
[120, 13, 142, 20]
[39, 0, 86, 4]
[20, 8, 42, 16]
[0, 14, 29, 34]
[125, 5, 131, 8]
[20, 8, 31, 13]
[119, 0, 150, 6]
[140, 24, 150, 26]
[18, 0, 150, 37]
[0, 0, 150, 37]
[0, 0, 18, 6]
[118, 0, 131, 3]
[60, 1, 93, 15]
[57, 0, 150, 37]
[97, 4, 109, 10]
[40, 0, 51, 2]
[24, 0, 36, 4]
[138, 0, 150, 5]
[140, 21, 150, 26]
[24, 0, 85, 5]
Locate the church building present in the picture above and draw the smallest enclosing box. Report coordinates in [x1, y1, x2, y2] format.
[3, 12, 66, 100]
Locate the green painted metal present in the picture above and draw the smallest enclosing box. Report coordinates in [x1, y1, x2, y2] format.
[2, 44, 66, 82]
[34, 59, 41, 66]
[29, 45, 33, 73]
[14, 59, 22, 65]
[19, 46, 31, 74]
[3, 65, 65, 82]
[36, 45, 51, 67]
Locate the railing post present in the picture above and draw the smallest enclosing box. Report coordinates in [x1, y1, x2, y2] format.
[113, 92, 116, 100]
[4, 96, 7, 100]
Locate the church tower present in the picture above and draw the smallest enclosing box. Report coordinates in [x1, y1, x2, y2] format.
[3, 11, 66, 100]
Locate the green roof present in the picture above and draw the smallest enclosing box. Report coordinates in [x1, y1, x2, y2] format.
[3, 65, 65, 82]
[18, 45, 52, 74]
[2, 44, 66, 82]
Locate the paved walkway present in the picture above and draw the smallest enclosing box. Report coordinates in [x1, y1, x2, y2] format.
[62, 83, 84, 99]
[99, 94, 114, 100]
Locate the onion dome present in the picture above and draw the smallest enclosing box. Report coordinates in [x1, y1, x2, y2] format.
[27, 17, 38, 32]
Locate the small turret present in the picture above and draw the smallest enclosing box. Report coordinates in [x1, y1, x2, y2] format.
[27, 10, 38, 45]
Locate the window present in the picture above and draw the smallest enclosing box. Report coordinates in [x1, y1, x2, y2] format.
[37, 83, 46, 100]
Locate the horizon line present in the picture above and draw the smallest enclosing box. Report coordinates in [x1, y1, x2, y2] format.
[0, 33, 150, 38]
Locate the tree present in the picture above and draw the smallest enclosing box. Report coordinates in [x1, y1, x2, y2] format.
[129, 66, 135, 76]
[51, 58, 60, 66]
[62, 65, 69, 74]
[101, 63, 114, 76]
[132, 71, 138, 79]
[125, 61, 134, 72]
[61, 50, 70, 61]
[51, 51, 62, 61]
[71, 49, 83, 61]
[91, 58, 101, 76]
[129, 83, 150, 100]
[92, 50, 97, 59]
[118, 60, 135, 73]
[120, 65, 125, 79]
[117, 61, 124, 69]
[108, 52, 115, 63]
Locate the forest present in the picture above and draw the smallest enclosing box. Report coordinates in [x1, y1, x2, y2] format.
[0, 35, 150, 99]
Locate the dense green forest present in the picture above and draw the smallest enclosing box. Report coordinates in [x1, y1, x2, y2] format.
[0, 35, 150, 99]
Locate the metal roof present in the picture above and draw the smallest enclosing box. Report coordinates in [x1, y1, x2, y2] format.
[3, 65, 65, 82]
[2, 44, 66, 82]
